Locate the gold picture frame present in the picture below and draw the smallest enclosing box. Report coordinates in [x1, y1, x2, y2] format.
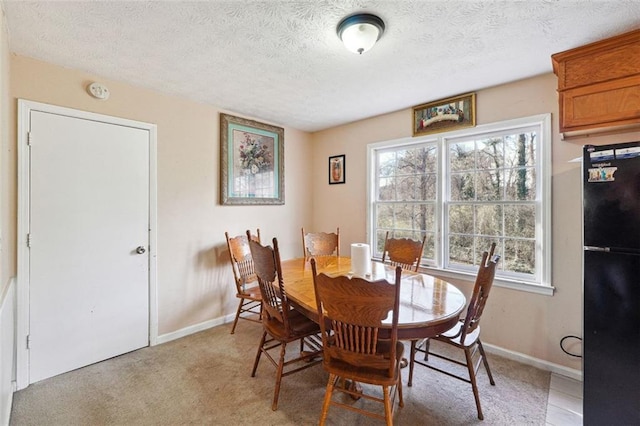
[220, 113, 284, 205]
[412, 92, 476, 136]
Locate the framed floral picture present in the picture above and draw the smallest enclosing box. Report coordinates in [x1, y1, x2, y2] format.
[329, 154, 345, 184]
[220, 113, 284, 205]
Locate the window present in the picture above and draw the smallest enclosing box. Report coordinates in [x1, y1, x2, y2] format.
[368, 114, 552, 294]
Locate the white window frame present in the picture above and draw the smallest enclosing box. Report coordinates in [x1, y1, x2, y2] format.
[367, 114, 553, 296]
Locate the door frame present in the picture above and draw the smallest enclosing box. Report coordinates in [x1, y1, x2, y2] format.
[16, 99, 158, 390]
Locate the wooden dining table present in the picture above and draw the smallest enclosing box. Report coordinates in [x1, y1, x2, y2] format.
[280, 256, 467, 340]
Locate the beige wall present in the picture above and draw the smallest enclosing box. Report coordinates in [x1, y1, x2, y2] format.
[6, 54, 640, 369]
[0, 5, 10, 294]
[9, 55, 314, 335]
[0, 8, 15, 421]
[310, 73, 640, 370]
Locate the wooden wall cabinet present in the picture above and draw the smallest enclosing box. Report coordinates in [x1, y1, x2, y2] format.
[552, 29, 640, 136]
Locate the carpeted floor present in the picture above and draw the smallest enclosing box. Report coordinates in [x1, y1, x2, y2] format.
[10, 323, 550, 425]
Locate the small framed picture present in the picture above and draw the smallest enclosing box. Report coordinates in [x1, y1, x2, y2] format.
[329, 154, 345, 185]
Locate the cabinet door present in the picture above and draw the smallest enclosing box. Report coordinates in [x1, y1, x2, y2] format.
[559, 74, 640, 133]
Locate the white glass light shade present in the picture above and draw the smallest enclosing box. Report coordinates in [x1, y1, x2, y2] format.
[337, 14, 385, 55]
[341, 23, 380, 54]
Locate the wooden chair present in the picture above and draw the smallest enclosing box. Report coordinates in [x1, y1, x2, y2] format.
[381, 231, 426, 272]
[301, 227, 340, 260]
[248, 233, 323, 411]
[225, 229, 262, 334]
[311, 258, 404, 426]
[408, 243, 500, 420]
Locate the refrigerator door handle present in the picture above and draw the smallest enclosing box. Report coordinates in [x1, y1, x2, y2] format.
[584, 246, 610, 252]
[584, 246, 640, 255]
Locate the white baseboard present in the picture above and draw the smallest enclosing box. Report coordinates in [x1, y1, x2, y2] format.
[1, 384, 13, 426]
[155, 313, 235, 345]
[483, 342, 582, 381]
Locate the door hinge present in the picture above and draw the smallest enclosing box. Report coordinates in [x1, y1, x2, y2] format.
[26, 335, 30, 349]
[26, 233, 31, 248]
[27, 132, 33, 146]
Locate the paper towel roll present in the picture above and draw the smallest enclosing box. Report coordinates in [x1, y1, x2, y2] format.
[351, 243, 371, 278]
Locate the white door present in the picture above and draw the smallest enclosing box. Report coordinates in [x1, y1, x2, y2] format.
[28, 110, 150, 383]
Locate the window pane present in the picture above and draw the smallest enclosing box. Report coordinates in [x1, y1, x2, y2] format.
[504, 132, 536, 167]
[423, 233, 436, 260]
[414, 203, 436, 232]
[422, 145, 438, 173]
[476, 204, 502, 236]
[396, 145, 438, 174]
[397, 148, 417, 174]
[449, 205, 473, 234]
[419, 173, 437, 200]
[477, 137, 504, 170]
[504, 204, 535, 238]
[504, 238, 535, 274]
[449, 141, 475, 172]
[450, 172, 475, 201]
[449, 235, 474, 266]
[397, 175, 420, 200]
[475, 237, 500, 267]
[378, 151, 396, 177]
[375, 230, 387, 256]
[505, 167, 536, 201]
[395, 203, 415, 229]
[392, 229, 423, 240]
[476, 170, 504, 201]
[378, 177, 396, 200]
[376, 203, 394, 228]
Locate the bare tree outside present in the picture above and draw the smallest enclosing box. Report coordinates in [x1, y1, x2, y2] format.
[371, 118, 547, 285]
[375, 144, 437, 260]
[448, 132, 537, 274]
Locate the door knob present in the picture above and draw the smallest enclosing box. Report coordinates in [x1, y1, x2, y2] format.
[136, 246, 146, 254]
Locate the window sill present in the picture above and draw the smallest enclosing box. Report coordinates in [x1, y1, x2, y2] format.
[420, 266, 555, 296]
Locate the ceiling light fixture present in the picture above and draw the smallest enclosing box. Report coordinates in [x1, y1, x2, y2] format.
[337, 13, 385, 55]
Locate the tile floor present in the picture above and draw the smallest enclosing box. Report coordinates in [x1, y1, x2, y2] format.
[546, 373, 583, 425]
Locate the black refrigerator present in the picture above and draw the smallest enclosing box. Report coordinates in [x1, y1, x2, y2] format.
[582, 141, 640, 425]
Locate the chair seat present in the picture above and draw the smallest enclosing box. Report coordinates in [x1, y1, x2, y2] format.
[237, 284, 261, 301]
[263, 308, 320, 341]
[437, 322, 481, 348]
[324, 340, 404, 386]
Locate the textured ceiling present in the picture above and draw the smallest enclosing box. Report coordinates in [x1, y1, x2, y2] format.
[2, 1, 640, 132]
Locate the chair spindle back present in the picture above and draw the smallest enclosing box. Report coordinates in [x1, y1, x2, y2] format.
[225, 229, 261, 293]
[459, 242, 499, 344]
[382, 231, 426, 272]
[312, 259, 402, 378]
[302, 227, 340, 260]
[247, 234, 290, 333]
